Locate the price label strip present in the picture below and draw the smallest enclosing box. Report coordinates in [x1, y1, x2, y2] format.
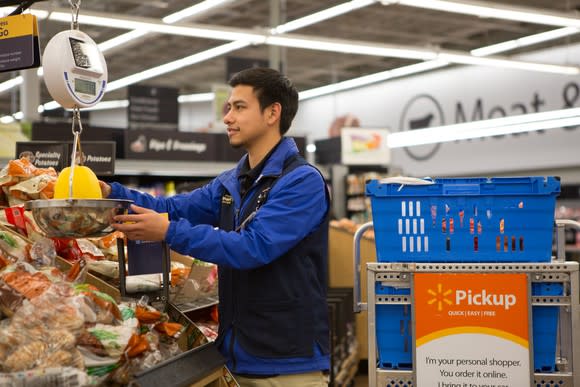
[0, 13, 41, 73]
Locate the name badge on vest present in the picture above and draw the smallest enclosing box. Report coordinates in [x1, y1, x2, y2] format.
[222, 194, 233, 205]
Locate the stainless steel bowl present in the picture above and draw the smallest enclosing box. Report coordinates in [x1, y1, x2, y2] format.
[25, 199, 133, 238]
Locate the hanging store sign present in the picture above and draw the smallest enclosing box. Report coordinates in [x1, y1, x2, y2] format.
[128, 85, 178, 131]
[340, 127, 390, 165]
[414, 273, 531, 386]
[66, 141, 115, 175]
[0, 13, 40, 73]
[16, 141, 115, 175]
[16, 141, 68, 170]
[124, 129, 217, 161]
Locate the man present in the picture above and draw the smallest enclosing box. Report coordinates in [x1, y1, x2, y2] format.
[101, 68, 330, 386]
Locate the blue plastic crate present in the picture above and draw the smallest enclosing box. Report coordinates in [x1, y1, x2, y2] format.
[375, 286, 412, 369]
[532, 282, 563, 373]
[366, 177, 560, 262]
[375, 283, 562, 371]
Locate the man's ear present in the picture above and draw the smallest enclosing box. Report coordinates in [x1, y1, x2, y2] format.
[266, 102, 282, 125]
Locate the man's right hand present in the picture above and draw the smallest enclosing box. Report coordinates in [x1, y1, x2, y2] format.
[99, 181, 112, 198]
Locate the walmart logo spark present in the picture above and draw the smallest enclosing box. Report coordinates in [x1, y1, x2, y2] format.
[427, 283, 453, 312]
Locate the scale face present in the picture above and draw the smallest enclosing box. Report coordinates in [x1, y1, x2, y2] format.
[42, 29, 107, 108]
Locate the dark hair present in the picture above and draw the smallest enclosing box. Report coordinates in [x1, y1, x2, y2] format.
[228, 67, 299, 135]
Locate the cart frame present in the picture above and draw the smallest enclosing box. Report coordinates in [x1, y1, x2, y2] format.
[353, 220, 580, 386]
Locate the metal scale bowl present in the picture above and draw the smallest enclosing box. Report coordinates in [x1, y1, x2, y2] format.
[25, 198, 132, 238]
[25, 2, 132, 238]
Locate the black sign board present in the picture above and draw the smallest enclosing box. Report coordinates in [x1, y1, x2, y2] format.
[226, 56, 269, 82]
[216, 134, 306, 162]
[66, 141, 115, 176]
[0, 14, 41, 73]
[16, 140, 115, 175]
[15, 141, 67, 170]
[31, 122, 125, 159]
[127, 240, 165, 275]
[128, 85, 179, 131]
[125, 129, 217, 161]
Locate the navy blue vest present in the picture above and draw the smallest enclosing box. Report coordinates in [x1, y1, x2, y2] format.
[216, 155, 330, 359]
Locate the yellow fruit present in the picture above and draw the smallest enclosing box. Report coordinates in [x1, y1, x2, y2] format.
[54, 166, 102, 199]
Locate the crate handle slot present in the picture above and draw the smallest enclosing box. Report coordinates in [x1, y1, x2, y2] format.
[443, 184, 481, 195]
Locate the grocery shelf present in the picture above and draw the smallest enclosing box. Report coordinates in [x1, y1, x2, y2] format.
[114, 159, 236, 177]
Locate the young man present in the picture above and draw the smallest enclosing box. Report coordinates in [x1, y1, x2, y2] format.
[101, 68, 330, 386]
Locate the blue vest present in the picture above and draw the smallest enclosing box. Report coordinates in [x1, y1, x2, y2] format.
[216, 154, 330, 360]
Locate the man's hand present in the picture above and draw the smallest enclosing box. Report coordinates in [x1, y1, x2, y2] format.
[112, 205, 170, 241]
[99, 181, 112, 198]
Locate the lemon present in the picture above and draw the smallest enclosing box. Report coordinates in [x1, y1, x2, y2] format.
[54, 166, 102, 199]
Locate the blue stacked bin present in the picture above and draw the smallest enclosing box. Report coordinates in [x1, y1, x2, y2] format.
[532, 282, 563, 372]
[366, 177, 560, 263]
[366, 177, 562, 372]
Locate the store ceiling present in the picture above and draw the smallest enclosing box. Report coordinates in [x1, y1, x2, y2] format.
[2, 0, 580, 120]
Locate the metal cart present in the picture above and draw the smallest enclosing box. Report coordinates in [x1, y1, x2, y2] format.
[354, 219, 580, 386]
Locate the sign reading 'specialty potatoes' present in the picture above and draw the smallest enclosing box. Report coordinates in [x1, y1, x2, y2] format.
[414, 273, 530, 387]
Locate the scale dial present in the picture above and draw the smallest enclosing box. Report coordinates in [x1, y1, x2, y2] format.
[42, 29, 107, 109]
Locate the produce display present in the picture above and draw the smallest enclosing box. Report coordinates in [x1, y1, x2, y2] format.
[0, 228, 185, 385]
[0, 158, 219, 385]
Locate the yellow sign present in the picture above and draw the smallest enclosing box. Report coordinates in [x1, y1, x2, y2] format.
[0, 13, 40, 72]
[0, 14, 38, 40]
[415, 273, 531, 386]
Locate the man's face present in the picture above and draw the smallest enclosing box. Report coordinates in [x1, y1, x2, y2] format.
[223, 85, 270, 149]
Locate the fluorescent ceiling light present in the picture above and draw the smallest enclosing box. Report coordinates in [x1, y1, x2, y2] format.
[382, 0, 580, 28]
[100, 0, 233, 52]
[47, 11, 265, 43]
[107, 41, 250, 92]
[163, 0, 234, 24]
[299, 59, 449, 100]
[471, 27, 580, 56]
[0, 76, 23, 93]
[0, 7, 48, 18]
[0, 116, 15, 124]
[266, 35, 436, 60]
[387, 107, 580, 148]
[98, 30, 149, 52]
[43, 101, 60, 111]
[439, 53, 579, 74]
[178, 93, 214, 103]
[273, 0, 376, 34]
[84, 100, 130, 111]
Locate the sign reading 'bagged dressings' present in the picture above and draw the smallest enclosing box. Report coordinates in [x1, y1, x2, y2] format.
[414, 273, 531, 387]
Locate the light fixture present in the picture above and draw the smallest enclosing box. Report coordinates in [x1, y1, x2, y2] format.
[106, 41, 250, 92]
[163, 0, 234, 24]
[387, 107, 580, 148]
[266, 35, 436, 60]
[0, 76, 23, 93]
[83, 100, 130, 111]
[0, 7, 48, 19]
[0, 116, 15, 124]
[178, 93, 214, 103]
[438, 53, 579, 75]
[381, 0, 580, 28]
[98, 30, 149, 52]
[101, 0, 234, 52]
[42, 7, 580, 75]
[47, 11, 266, 43]
[299, 59, 449, 100]
[306, 144, 317, 153]
[471, 27, 579, 56]
[273, 0, 376, 34]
